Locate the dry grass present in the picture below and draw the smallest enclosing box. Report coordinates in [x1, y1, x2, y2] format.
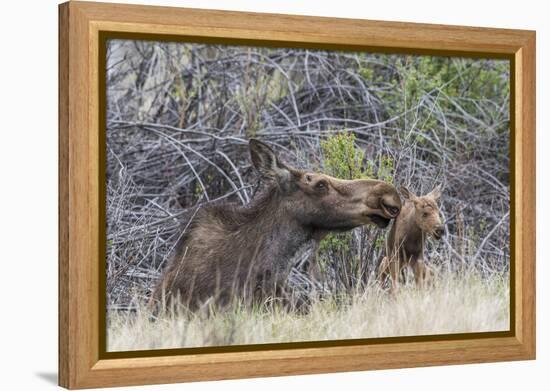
[107, 270, 509, 352]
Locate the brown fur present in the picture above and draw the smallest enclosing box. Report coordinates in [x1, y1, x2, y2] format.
[151, 139, 402, 309]
[378, 185, 445, 291]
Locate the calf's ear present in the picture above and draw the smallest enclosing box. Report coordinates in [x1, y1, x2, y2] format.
[400, 186, 417, 201]
[428, 185, 442, 200]
[249, 139, 291, 183]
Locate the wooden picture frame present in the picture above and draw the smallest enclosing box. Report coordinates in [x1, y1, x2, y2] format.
[59, 1, 536, 389]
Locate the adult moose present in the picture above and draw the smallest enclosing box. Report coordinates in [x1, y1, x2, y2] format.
[152, 139, 402, 309]
[378, 185, 445, 291]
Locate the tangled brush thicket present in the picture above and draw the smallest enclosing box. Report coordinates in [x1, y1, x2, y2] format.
[106, 40, 510, 309]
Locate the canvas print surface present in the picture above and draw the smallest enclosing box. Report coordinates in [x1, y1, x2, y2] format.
[105, 39, 510, 352]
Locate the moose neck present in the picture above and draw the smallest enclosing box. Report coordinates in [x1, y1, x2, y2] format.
[392, 200, 423, 257]
[401, 200, 423, 241]
[235, 185, 315, 268]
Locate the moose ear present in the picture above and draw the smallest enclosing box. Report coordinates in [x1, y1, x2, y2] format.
[249, 139, 291, 182]
[428, 185, 442, 200]
[400, 186, 417, 201]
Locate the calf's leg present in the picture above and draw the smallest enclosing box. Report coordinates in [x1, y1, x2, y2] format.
[412, 258, 427, 288]
[389, 257, 401, 293]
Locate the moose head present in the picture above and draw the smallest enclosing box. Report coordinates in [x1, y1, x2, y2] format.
[249, 139, 402, 231]
[400, 185, 445, 239]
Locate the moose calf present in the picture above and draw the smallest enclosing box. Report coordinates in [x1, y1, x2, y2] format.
[152, 139, 402, 310]
[378, 185, 445, 291]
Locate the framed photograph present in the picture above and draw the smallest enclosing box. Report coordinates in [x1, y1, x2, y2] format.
[59, 1, 536, 389]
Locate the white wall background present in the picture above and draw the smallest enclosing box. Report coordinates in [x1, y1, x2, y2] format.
[0, 0, 546, 389]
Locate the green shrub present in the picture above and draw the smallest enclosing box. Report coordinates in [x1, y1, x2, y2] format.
[318, 133, 394, 286]
[321, 132, 368, 180]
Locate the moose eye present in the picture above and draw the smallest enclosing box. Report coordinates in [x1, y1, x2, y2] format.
[315, 180, 327, 191]
[422, 212, 429, 218]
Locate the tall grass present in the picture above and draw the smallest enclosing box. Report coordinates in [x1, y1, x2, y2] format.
[107, 270, 509, 351]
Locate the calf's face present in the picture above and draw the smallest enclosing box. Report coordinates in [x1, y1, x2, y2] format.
[249, 139, 401, 230]
[400, 185, 445, 240]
